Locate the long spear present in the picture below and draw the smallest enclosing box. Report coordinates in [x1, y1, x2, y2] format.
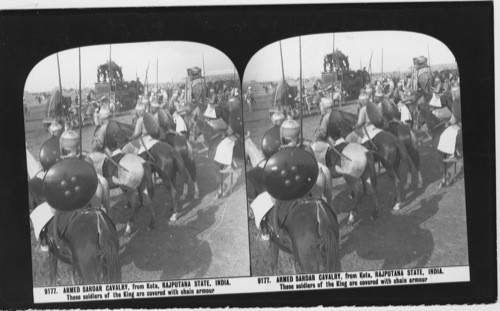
[331, 33, 335, 100]
[427, 44, 431, 72]
[368, 50, 373, 83]
[279, 41, 285, 82]
[144, 62, 150, 96]
[56, 53, 63, 117]
[381, 46, 384, 76]
[276, 41, 285, 107]
[108, 44, 112, 102]
[78, 47, 82, 157]
[156, 58, 159, 91]
[299, 36, 304, 146]
[202, 53, 205, 77]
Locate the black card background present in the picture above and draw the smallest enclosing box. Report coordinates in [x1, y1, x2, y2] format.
[0, 2, 495, 308]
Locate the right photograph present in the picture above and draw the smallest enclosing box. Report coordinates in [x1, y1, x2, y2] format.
[243, 31, 467, 276]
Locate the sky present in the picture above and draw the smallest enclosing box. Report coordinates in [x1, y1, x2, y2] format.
[243, 31, 457, 82]
[24, 41, 236, 93]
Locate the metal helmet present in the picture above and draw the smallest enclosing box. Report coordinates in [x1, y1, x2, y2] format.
[48, 121, 63, 137]
[270, 110, 285, 125]
[263, 146, 319, 200]
[280, 118, 300, 145]
[59, 130, 80, 157]
[39, 136, 61, 171]
[43, 158, 98, 211]
[261, 125, 281, 160]
[374, 90, 384, 101]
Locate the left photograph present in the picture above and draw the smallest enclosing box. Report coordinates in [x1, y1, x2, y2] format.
[25, 41, 249, 286]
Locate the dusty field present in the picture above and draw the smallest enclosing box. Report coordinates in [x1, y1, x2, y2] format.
[244, 84, 468, 275]
[26, 98, 250, 286]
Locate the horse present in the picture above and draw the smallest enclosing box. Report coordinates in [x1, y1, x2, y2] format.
[323, 110, 380, 223]
[40, 208, 121, 285]
[87, 151, 156, 235]
[113, 121, 190, 222]
[246, 168, 341, 273]
[192, 117, 245, 198]
[330, 109, 417, 211]
[116, 120, 193, 203]
[415, 104, 462, 188]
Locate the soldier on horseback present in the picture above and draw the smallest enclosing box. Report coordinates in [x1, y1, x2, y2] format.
[129, 101, 160, 160]
[437, 86, 462, 162]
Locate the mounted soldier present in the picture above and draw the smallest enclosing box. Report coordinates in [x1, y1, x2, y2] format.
[213, 96, 244, 173]
[128, 101, 161, 160]
[252, 115, 334, 240]
[30, 128, 109, 254]
[345, 94, 383, 147]
[437, 86, 462, 162]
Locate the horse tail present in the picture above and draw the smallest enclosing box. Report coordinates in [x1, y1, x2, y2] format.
[142, 162, 155, 200]
[317, 201, 341, 272]
[365, 149, 378, 190]
[96, 212, 122, 282]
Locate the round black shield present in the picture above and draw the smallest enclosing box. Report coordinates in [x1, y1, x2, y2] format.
[158, 109, 175, 131]
[143, 112, 160, 138]
[39, 136, 61, 171]
[263, 147, 319, 201]
[104, 121, 123, 151]
[229, 107, 243, 136]
[327, 110, 343, 140]
[381, 98, 397, 121]
[43, 158, 98, 211]
[261, 126, 281, 160]
[366, 102, 384, 128]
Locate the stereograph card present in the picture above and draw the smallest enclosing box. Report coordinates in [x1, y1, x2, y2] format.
[0, 1, 495, 308]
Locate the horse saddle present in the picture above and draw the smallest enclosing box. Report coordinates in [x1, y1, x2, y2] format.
[103, 152, 126, 179]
